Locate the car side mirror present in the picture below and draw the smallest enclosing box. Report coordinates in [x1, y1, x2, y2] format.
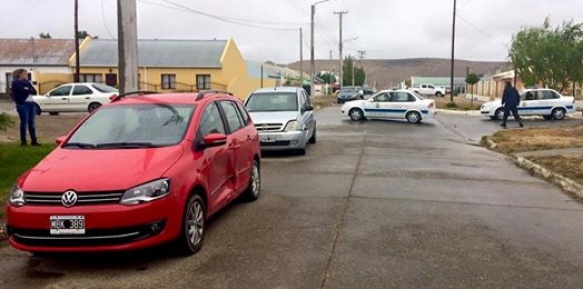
[304, 105, 314, 112]
[199, 133, 227, 150]
[55, 136, 67, 146]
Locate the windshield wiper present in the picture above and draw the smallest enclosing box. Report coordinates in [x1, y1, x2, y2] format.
[95, 142, 158, 149]
[63, 142, 97, 149]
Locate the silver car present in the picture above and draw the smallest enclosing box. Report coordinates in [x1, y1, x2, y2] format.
[245, 87, 317, 155]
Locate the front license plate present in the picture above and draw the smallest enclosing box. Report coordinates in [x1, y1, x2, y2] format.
[260, 136, 277, 143]
[50, 215, 85, 235]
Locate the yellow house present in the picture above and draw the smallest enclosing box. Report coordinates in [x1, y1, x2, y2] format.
[75, 38, 275, 99]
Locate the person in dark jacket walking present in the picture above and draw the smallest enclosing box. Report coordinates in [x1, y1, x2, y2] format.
[501, 81, 524, 129]
[10, 69, 39, 146]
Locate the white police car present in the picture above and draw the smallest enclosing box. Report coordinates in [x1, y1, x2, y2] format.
[481, 88, 577, 121]
[341, 90, 436, 123]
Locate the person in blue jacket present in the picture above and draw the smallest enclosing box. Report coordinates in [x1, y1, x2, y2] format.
[10, 69, 39, 146]
[501, 81, 524, 129]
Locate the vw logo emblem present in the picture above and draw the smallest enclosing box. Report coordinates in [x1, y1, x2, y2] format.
[262, 124, 269, 131]
[61, 190, 78, 207]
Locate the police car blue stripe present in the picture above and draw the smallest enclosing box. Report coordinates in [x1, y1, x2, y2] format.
[364, 109, 430, 114]
[517, 106, 574, 111]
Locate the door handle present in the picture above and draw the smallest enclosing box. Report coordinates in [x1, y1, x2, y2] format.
[61, 98, 67, 100]
[247, 135, 252, 141]
[85, 97, 90, 100]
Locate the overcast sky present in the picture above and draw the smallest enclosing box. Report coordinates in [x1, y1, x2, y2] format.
[1, 0, 582, 64]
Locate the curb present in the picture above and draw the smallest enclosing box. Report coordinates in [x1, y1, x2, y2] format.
[515, 157, 583, 199]
[436, 109, 482, 116]
[484, 137, 583, 199]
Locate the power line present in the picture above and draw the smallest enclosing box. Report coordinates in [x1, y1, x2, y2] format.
[101, 0, 117, 39]
[457, 14, 510, 49]
[138, 0, 304, 31]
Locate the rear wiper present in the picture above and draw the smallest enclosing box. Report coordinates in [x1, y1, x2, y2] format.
[63, 142, 96, 149]
[95, 142, 157, 149]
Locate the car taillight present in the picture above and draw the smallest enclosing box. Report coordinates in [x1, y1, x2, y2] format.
[109, 94, 117, 101]
[428, 102, 435, 109]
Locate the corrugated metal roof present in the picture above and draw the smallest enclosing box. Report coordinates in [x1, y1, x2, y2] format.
[79, 39, 227, 68]
[0, 39, 76, 66]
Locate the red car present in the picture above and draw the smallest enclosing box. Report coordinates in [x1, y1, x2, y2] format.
[5, 91, 261, 255]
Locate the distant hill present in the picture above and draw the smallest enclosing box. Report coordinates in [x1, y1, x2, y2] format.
[288, 58, 510, 89]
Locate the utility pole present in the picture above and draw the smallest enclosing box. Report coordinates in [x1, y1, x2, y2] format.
[74, 0, 80, 82]
[334, 11, 348, 90]
[300, 28, 303, 87]
[117, 0, 139, 94]
[352, 56, 355, 86]
[449, 0, 457, 102]
[310, 0, 331, 97]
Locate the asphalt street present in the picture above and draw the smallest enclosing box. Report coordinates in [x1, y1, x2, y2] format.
[1, 106, 583, 288]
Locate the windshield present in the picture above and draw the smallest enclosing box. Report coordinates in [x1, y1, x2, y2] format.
[245, 92, 298, 112]
[65, 103, 195, 149]
[92, 83, 118, 93]
[341, 87, 356, 92]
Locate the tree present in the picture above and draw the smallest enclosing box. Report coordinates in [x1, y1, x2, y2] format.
[465, 73, 480, 93]
[342, 56, 366, 86]
[0, 113, 13, 131]
[510, 18, 583, 91]
[77, 30, 97, 39]
[317, 72, 336, 84]
[39, 32, 52, 39]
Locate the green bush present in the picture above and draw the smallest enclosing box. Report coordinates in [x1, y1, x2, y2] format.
[445, 102, 458, 109]
[0, 113, 13, 131]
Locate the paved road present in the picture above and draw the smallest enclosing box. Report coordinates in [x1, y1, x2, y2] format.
[1, 107, 583, 288]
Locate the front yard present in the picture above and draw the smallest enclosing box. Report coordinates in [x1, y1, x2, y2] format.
[434, 95, 483, 111]
[489, 125, 583, 154]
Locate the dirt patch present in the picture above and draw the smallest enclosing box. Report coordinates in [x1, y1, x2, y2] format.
[491, 126, 583, 154]
[0, 114, 86, 144]
[435, 96, 482, 111]
[311, 94, 338, 109]
[527, 155, 583, 185]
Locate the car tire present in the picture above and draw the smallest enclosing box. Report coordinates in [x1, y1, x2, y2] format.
[494, 108, 505, 121]
[242, 160, 261, 202]
[33, 103, 42, 116]
[49, 112, 60, 116]
[435, 92, 443, 97]
[551, 108, 566, 120]
[543, 115, 553, 121]
[406, 111, 422, 124]
[349, 108, 364, 121]
[177, 194, 206, 256]
[88, 102, 101, 113]
[308, 127, 317, 144]
[296, 148, 306, 155]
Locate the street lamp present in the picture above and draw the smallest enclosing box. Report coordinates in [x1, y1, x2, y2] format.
[310, 0, 330, 97]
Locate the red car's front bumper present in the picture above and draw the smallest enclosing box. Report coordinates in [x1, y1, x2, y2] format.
[6, 197, 182, 253]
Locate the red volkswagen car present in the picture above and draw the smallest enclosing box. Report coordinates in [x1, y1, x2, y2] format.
[5, 91, 261, 255]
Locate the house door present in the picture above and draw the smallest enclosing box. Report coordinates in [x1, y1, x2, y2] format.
[105, 74, 118, 87]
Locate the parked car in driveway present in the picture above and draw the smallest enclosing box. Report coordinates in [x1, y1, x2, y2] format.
[33, 83, 118, 115]
[480, 88, 577, 120]
[6, 91, 261, 256]
[337, 86, 363, 103]
[245, 87, 316, 155]
[341, 90, 436, 123]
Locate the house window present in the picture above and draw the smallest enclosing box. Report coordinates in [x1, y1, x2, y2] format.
[196, 74, 211, 90]
[80, 74, 103, 83]
[105, 73, 118, 87]
[162, 74, 176, 90]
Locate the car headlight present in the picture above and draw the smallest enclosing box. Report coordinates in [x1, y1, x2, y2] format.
[285, 120, 298, 131]
[9, 184, 26, 207]
[120, 178, 170, 205]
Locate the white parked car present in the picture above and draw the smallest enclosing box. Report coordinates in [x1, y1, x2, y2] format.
[33, 83, 118, 115]
[341, 90, 436, 123]
[480, 88, 577, 121]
